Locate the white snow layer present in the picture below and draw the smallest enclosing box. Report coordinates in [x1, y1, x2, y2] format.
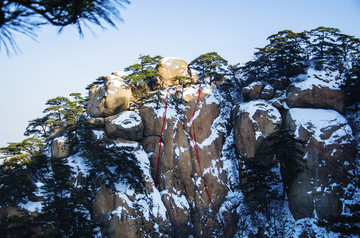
[238, 100, 282, 140]
[292, 67, 343, 90]
[289, 108, 353, 145]
[112, 111, 142, 128]
[92, 129, 105, 140]
[66, 153, 90, 177]
[161, 57, 182, 66]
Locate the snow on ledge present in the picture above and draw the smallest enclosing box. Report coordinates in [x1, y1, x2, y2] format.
[288, 108, 353, 145]
[239, 100, 282, 125]
[292, 67, 343, 91]
[112, 111, 142, 128]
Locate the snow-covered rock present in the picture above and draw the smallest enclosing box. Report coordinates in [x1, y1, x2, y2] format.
[260, 84, 275, 100]
[233, 100, 282, 159]
[285, 108, 354, 220]
[105, 111, 143, 141]
[154, 57, 196, 89]
[286, 67, 346, 114]
[139, 85, 232, 236]
[51, 136, 71, 158]
[242, 81, 265, 101]
[87, 73, 132, 118]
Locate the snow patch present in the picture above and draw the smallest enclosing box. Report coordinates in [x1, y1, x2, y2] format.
[292, 67, 343, 91]
[112, 111, 142, 128]
[67, 153, 90, 177]
[288, 108, 353, 145]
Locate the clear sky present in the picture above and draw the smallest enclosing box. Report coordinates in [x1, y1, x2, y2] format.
[0, 0, 359, 147]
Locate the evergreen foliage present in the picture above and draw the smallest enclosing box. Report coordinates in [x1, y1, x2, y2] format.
[317, 148, 360, 236]
[0, 137, 47, 206]
[342, 59, 360, 112]
[241, 27, 360, 89]
[85, 76, 107, 90]
[37, 156, 97, 237]
[0, 0, 130, 54]
[189, 52, 228, 85]
[25, 93, 85, 143]
[77, 119, 144, 192]
[263, 126, 305, 173]
[124, 54, 162, 101]
[239, 156, 282, 214]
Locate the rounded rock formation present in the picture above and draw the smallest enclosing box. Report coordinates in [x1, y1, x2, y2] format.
[242, 82, 265, 102]
[286, 67, 346, 114]
[154, 57, 195, 89]
[284, 108, 354, 220]
[233, 100, 282, 159]
[105, 111, 143, 141]
[51, 137, 71, 158]
[87, 73, 132, 118]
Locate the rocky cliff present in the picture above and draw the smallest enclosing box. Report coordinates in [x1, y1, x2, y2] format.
[1, 55, 358, 237]
[76, 58, 356, 236]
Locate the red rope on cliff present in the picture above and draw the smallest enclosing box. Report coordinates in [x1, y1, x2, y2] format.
[189, 87, 227, 235]
[155, 89, 169, 189]
[168, 193, 180, 226]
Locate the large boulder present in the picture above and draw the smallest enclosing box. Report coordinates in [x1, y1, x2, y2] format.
[260, 84, 275, 100]
[284, 108, 354, 220]
[242, 82, 265, 102]
[105, 111, 143, 141]
[286, 67, 346, 114]
[51, 136, 71, 158]
[87, 73, 132, 118]
[154, 57, 196, 89]
[233, 100, 282, 159]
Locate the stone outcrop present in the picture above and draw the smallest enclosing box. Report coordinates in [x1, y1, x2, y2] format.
[51, 137, 71, 158]
[287, 85, 345, 114]
[105, 111, 143, 141]
[284, 108, 353, 220]
[87, 73, 132, 118]
[154, 57, 196, 89]
[6, 59, 355, 237]
[139, 86, 231, 236]
[93, 186, 158, 238]
[260, 84, 275, 100]
[242, 82, 265, 101]
[286, 67, 346, 114]
[233, 100, 282, 159]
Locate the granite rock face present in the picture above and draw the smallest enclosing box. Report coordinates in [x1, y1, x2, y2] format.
[87, 73, 132, 118]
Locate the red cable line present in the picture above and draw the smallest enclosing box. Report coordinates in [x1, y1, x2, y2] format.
[168, 193, 180, 226]
[154, 89, 179, 225]
[189, 86, 227, 236]
[155, 89, 169, 189]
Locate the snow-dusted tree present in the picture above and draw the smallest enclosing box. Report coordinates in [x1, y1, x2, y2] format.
[25, 93, 85, 142]
[124, 54, 162, 100]
[189, 52, 228, 85]
[38, 156, 97, 237]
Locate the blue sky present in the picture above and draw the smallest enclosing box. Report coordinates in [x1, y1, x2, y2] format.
[0, 0, 359, 147]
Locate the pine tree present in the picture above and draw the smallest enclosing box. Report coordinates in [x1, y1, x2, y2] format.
[85, 76, 107, 90]
[1, 0, 130, 54]
[307, 27, 343, 67]
[25, 93, 85, 143]
[342, 60, 360, 112]
[239, 156, 282, 218]
[38, 156, 96, 237]
[189, 52, 228, 85]
[77, 118, 144, 192]
[317, 149, 360, 236]
[124, 55, 162, 101]
[262, 126, 305, 196]
[0, 137, 47, 206]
